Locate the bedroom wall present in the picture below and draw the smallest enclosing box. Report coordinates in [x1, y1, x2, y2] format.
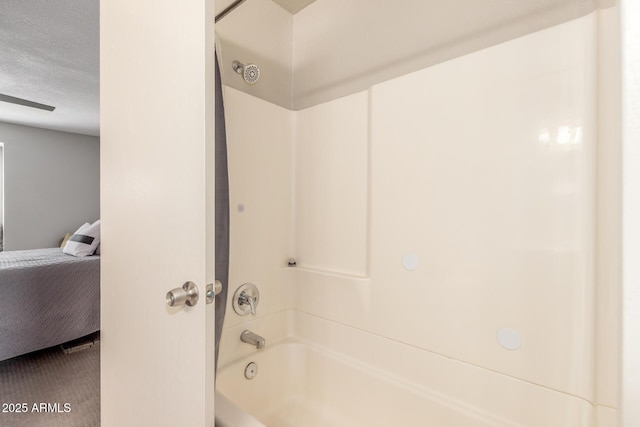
[0, 121, 100, 250]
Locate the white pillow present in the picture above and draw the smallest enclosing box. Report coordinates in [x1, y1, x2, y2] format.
[63, 220, 101, 257]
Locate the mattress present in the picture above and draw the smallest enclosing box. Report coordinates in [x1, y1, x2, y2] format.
[0, 248, 100, 361]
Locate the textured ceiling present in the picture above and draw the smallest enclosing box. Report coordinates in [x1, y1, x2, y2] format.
[0, 0, 99, 136]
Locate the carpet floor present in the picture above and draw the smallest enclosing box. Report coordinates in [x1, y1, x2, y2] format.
[0, 339, 100, 427]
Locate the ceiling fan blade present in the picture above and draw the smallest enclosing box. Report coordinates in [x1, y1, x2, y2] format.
[0, 94, 55, 111]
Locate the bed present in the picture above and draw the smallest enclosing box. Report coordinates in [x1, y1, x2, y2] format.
[0, 248, 100, 362]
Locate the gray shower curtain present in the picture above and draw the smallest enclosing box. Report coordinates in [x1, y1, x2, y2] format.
[214, 52, 229, 372]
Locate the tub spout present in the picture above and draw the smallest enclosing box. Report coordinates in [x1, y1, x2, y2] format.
[240, 330, 265, 349]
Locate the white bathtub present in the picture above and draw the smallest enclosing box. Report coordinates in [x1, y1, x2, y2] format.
[216, 339, 509, 427]
[216, 311, 600, 427]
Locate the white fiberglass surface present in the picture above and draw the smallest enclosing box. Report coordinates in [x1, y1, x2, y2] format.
[216, 340, 502, 427]
[220, 9, 618, 426]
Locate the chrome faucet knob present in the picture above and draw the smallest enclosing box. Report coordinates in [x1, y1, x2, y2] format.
[232, 283, 260, 316]
[238, 292, 256, 315]
[246, 293, 256, 315]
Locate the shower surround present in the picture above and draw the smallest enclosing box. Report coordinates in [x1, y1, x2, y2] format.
[216, 2, 620, 425]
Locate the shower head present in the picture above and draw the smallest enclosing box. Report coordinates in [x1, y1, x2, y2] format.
[232, 60, 260, 84]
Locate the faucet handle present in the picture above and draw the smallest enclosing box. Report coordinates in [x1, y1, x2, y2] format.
[238, 291, 257, 315]
[232, 283, 260, 316]
[246, 293, 256, 315]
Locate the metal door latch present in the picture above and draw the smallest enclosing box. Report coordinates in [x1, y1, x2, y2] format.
[206, 280, 223, 304]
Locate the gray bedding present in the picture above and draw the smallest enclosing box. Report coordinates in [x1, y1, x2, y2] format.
[0, 248, 100, 361]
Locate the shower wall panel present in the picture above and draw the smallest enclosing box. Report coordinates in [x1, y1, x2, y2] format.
[291, 13, 609, 419]
[294, 92, 369, 277]
[221, 8, 618, 425]
[594, 5, 621, 412]
[223, 86, 294, 329]
[369, 13, 596, 400]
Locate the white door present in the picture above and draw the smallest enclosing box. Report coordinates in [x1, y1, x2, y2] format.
[100, 1, 216, 426]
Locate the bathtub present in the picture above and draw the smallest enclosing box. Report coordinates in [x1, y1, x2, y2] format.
[215, 310, 598, 427]
[216, 338, 510, 427]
